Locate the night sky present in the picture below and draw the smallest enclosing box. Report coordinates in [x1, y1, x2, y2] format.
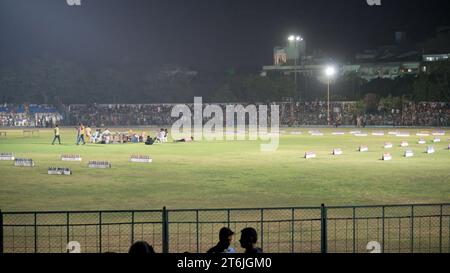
[1, 0, 450, 70]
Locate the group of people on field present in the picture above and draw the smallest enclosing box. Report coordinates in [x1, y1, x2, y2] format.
[51, 124, 187, 146]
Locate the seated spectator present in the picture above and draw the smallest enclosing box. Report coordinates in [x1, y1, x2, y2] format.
[131, 134, 139, 143]
[145, 136, 155, 145]
[139, 131, 146, 143]
[239, 227, 263, 254]
[128, 241, 155, 255]
[207, 227, 236, 254]
[102, 128, 111, 137]
[91, 129, 100, 143]
[156, 128, 166, 143]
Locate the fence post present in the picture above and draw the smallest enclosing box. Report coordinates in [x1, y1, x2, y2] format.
[439, 205, 443, 253]
[382, 206, 385, 253]
[66, 212, 70, 253]
[196, 210, 199, 253]
[291, 208, 295, 253]
[99, 212, 102, 253]
[131, 211, 135, 246]
[410, 205, 414, 253]
[352, 207, 356, 253]
[162, 207, 169, 253]
[260, 209, 264, 251]
[320, 204, 328, 254]
[0, 210, 3, 254]
[34, 213, 37, 253]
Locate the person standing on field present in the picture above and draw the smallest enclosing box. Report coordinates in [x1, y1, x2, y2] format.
[52, 125, 61, 145]
[85, 125, 92, 142]
[76, 123, 86, 145]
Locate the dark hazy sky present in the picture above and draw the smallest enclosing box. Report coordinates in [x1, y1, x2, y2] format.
[1, 0, 450, 70]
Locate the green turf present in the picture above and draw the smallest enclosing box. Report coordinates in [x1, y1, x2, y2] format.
[0, 127, 449, 211]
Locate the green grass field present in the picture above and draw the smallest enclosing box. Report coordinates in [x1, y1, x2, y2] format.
[0, 127, 449, 212]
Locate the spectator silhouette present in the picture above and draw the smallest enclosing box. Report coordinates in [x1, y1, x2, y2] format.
[128, 241, 155, 254]
[207, 227, 236, 253]
[145, 136, 155, 145]
[239, 227, 263, 254]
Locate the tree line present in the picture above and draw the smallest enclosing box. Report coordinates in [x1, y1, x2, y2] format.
[0, 58, 449, 105]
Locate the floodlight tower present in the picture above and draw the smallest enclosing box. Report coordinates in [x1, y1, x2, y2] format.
[288, 35, 303, 102]
[325, 66, 336, 126]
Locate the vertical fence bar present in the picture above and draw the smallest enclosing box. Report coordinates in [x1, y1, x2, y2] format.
[34, 213, 37, 253]
[99, 212, 102, 253]
[131, 211, 135, 246]
[260, 209, 264, 251]
[382, 206, 385, 253]
[439, 205, 443, 253]
[352, 207, 356, 253]
[0, 210, 3, 254]
[410, 205, 414, 253]
[66, 212, 70, 253]
[162, 207, 169, 253]
[291, 208, 295, 253]
[321, 204, 327, 254]
[196, 210, 199, 253]
[227, 210, 230, 229]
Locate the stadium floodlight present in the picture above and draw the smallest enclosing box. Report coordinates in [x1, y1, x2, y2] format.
[325, 65, 337, 126]
[325, 66, 336, 77]
[288, 35, 303, 42]
[288, 34, 304, 101]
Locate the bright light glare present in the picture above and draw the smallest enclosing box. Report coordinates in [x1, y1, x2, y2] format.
[288, 35, 303, 42]
[325, 66, 336, 77]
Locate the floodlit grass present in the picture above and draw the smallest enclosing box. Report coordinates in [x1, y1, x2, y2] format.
[0, 127, 449, 211]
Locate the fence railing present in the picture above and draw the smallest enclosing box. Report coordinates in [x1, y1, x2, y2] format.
[1, 203, 449, 253]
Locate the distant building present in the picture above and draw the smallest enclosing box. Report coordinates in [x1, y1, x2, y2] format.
[272, 38, 306, 66]
[422, 53, 450, 62]
[346, 62, 420, 81]
[262, 31, 432, 81]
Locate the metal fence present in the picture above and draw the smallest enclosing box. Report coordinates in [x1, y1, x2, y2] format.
[1, 203, 449, 253]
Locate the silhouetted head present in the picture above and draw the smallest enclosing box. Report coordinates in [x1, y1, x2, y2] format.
[219, 227, 234, 248]
[128, 241, 155, 255]
[239, 227, 257, 250]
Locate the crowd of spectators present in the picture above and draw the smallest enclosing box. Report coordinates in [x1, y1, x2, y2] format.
[67, 104, 175, 127]
[0, 104, 63, 127]
[284, 101, 449, 127]
[284, 101, 357, 126]
[355, 102, 449, 127]
[0, 102, 449, 127]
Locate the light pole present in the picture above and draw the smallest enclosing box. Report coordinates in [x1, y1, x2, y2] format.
[325, 66, 336, 126]
[288, 35, 303, 102]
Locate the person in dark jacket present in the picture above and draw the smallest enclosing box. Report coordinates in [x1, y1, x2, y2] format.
[145, 135, 155, 145]
[239, 227, 263, 254]
[207, 227, 236, 253]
